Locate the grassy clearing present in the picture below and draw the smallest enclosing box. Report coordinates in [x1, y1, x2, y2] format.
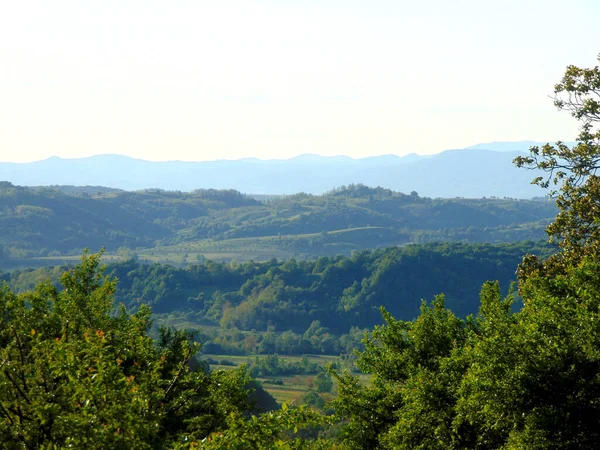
[138, 247, 293, 264]
[136, 226, 402, 264]
[258, 375, 313, 404]
[4, 226, 404, 269]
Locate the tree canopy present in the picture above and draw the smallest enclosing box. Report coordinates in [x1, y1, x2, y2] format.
[515, 54, 600, 273]
[0, 252, 261, 448]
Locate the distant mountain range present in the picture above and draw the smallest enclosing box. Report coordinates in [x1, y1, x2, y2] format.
[0, 141, 572, 198]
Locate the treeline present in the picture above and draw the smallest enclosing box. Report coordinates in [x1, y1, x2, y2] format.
[180, 185, 555, 243]
[2, 50, 598, 450]
[196, 322, 366, 357]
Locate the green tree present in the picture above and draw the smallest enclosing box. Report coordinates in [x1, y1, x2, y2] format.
[333, 294, 469, 450]
[455, 256, 600, 448]
[457, 53, 600, 448]
[515, 53, 600, 273]
[196, 404, 333, 450]
[314, 371, 333, 394]
[0, 252, 252, 448]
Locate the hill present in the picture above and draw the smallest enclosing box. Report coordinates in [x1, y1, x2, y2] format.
[0, 183, 556, 263]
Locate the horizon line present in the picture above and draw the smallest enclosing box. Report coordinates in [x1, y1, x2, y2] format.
[0, 139, 565, 164]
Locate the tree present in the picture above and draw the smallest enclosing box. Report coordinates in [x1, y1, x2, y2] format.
[0, 251, 335, 449]
[314, 371, 333, 394]
[0, 252, 252, 448]
[515, 54, 600, 274]
[334, 260, 600, 449]
[333, 294, 470, 450]
[454, 256, 600, 449]
[197, 404, 333, 450]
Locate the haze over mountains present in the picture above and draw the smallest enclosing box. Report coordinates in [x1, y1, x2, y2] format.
[0, 141, 567, 198]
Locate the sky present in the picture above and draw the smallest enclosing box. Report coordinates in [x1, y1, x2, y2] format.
[1, 0, 599, 163]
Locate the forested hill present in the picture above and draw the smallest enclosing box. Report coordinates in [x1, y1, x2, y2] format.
[0, 182, 257, 257]
[0, 182, 556, 260]
[5, 241, 555, 338]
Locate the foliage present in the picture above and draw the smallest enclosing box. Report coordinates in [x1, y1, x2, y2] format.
[194, 404, 335, 450]
[455, 256, 600, 448]
[4, 241, 553, 357]
[333, 293, 471, 449]
[514, 53, 600, 274]
[313, 372, 333, 394]
[0, 240, 555, 372]
[0, 252, 256, 448]
[335, 274, 600, 449]
[0, 186, 257, 258]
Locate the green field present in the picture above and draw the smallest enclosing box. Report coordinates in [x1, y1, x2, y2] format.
[257, 375, 314, 404]
[137, 226, 403, 264]
[6, 226, 406, 268]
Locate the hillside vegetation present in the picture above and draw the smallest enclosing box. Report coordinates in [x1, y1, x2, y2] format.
[0, 182, 555, 264]
[3, 241, 555, 358]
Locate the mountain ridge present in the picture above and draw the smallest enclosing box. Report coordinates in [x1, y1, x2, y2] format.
[0, 141, 559, 198]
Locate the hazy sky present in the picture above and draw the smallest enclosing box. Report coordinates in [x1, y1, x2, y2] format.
[1, 0, 599, 162]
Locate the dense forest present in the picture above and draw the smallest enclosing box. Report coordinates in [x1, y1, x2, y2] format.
[0, 182, 554, 264]
[2, 241, 554, 357]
